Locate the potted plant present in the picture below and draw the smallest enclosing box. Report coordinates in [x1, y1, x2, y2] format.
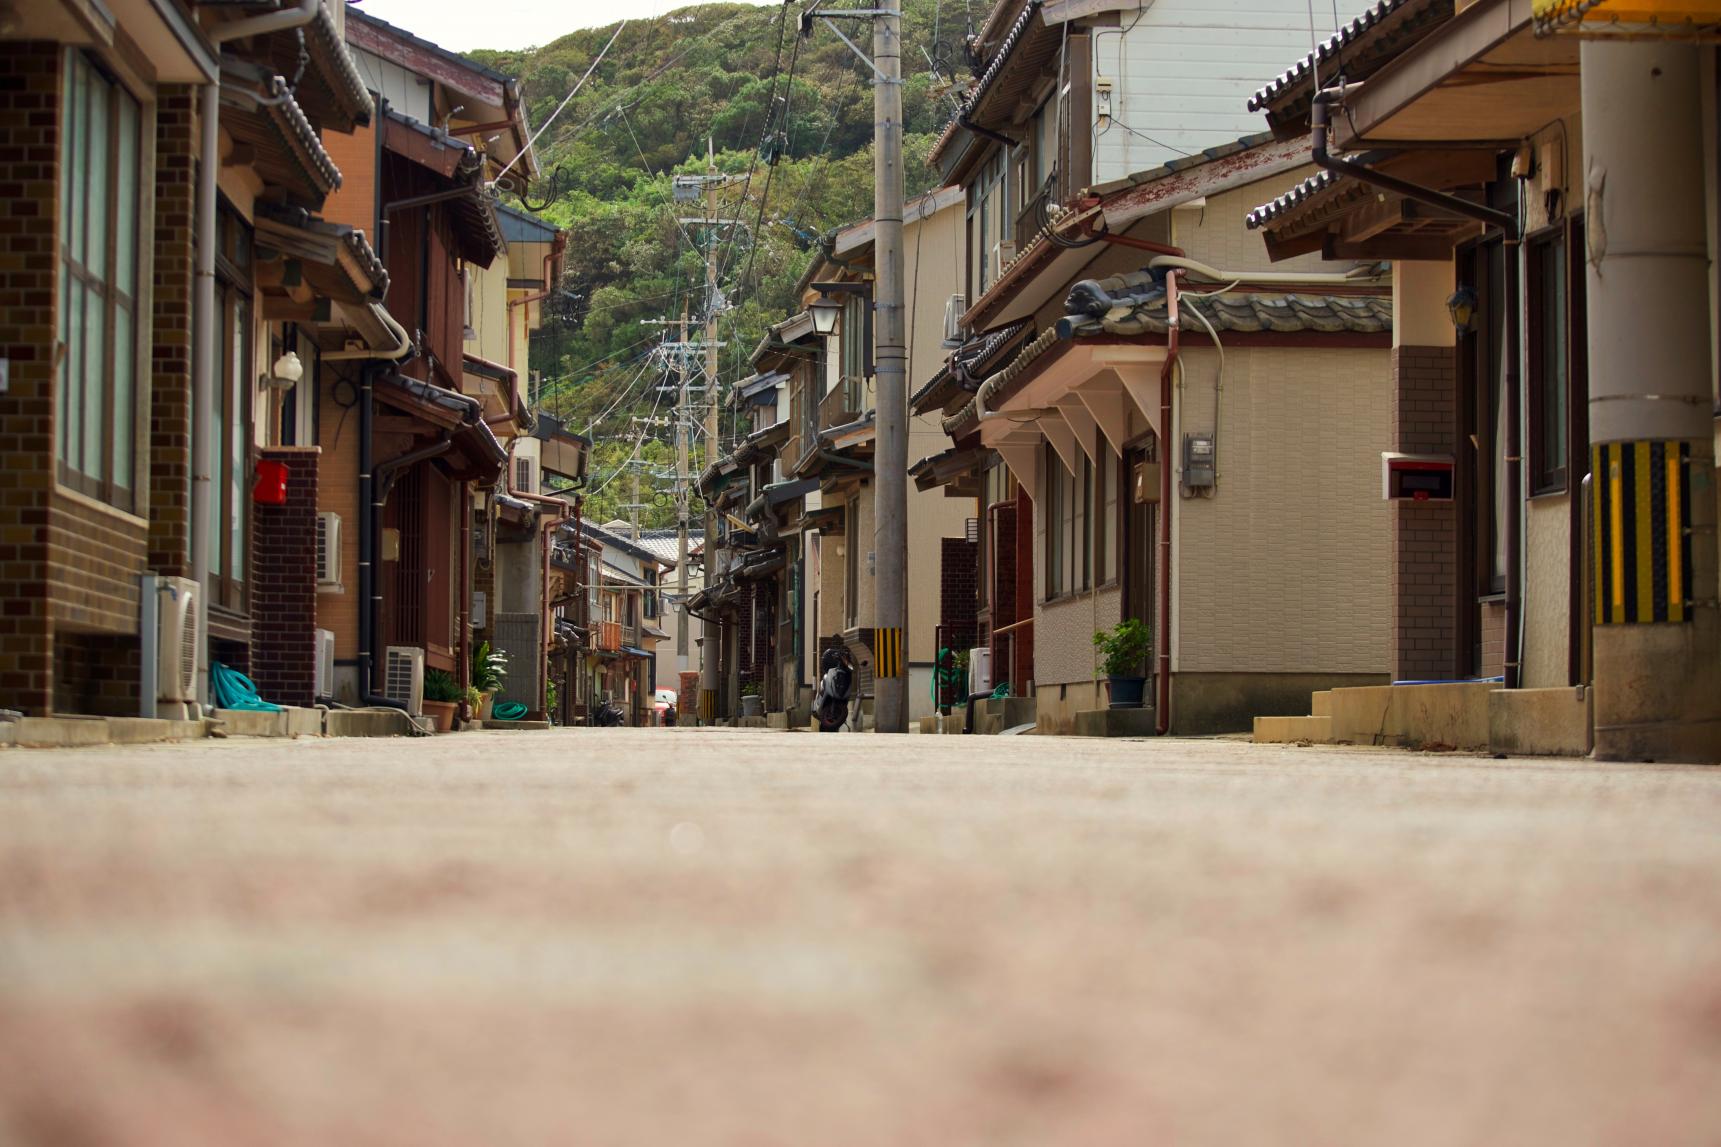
[471, 640, 508, 720]
[1093, 618, 1152, 709]
[461, 685, 481, 727]
[422, 668, 462, 732]
[739, 681, 763, 718]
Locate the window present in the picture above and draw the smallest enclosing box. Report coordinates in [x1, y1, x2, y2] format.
[966, 148, 1011, 298]
[840, 294, 868, 409]
[212, 200, 254, 611]
[57, 51, 142, 508]
[1528, 230, 1569, 494]
[1045, 445, 1096, 599]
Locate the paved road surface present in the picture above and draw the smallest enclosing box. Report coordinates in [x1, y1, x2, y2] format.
[2, 729, 1719, 1146]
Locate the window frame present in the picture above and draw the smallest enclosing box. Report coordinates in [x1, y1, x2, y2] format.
[212, 198, 255, 614]
[1526, 225, 1571, 496]
[56, 49, 144, 511]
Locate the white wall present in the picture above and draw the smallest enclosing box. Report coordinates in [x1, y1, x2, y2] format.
[349, 45, 433, 123]
[1090, 0, 1360, 182]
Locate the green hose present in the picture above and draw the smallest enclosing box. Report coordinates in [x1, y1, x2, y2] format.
[490, 701, 528, 722]
[209, 661, 281, 712]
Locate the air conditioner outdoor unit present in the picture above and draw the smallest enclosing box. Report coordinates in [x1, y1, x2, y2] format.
[145, 575, 202, 707]
[314, 629, 335, 699]
[383, 645, 425, 716]
[990, 240, 1014, 282]
[515, 455, 537, 495]
[941, 293, 968, 348]
[968, 646, 992, 695]
[316, 512, 342, 588]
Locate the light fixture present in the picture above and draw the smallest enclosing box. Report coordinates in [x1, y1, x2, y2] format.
[809, 291, 841, 337]
[262, 350, 304, 391]
[1446, 286, 1478, 333]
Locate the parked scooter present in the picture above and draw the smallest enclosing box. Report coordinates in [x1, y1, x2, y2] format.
[813, 645, 857, 732]
[591, 697, 626, 727]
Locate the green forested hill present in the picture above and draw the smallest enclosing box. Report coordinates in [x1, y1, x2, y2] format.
[468, 0, 964, 522]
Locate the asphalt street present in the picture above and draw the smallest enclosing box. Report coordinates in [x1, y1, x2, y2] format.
[2, 728, 1718, 1146]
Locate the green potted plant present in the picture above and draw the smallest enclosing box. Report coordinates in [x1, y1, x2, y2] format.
[422, 668, 462, 732]
[1093, 618, 1152, 709]
[461, 684, 481, 726]
[739, 680, 763, 718]
[471, 640, 508, 720]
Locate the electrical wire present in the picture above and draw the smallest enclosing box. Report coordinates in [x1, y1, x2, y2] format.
[494, 20, 627, 185]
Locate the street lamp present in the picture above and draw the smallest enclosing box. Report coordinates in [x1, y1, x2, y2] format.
[809, 291, 842, 337]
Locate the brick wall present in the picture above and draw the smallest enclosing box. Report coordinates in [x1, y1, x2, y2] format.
[939, 537, 978, 651]
[1013, 486, 1035, 689]
[1390, 346, 1459, 681]
[251, 447, 320, 705]
[149, 86, 196, 575]
[989, 502, 1017, 687]
[0, 44, 61, 715]
[54, 633, 140, 717]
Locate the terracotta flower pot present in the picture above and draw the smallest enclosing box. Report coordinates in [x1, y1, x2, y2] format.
[421, 699, 457, 733]
[477, 692, 495, 721]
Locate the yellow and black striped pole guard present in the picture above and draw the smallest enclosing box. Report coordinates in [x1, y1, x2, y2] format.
[873, 627, 904, 679]
[1592, 440, 1693, 625]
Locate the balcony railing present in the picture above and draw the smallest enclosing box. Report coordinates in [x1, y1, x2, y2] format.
[596, 620, 622, 652]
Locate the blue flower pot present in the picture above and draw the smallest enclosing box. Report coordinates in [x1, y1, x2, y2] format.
[1107, 675, 1147, 709]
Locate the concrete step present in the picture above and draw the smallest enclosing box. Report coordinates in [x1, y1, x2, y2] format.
[211, 707, 323, 738]
[1252, 715, 1334, 744]
[1310, 691, 1333, 718]
[1489, 686, 1591, 757]
[323, 709, 416, 738]
[1325, 682, 1497, 750]
[1073, 707, 1158, 738]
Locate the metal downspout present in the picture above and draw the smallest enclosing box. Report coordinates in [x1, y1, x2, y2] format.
[1155, 272, 1178, 735]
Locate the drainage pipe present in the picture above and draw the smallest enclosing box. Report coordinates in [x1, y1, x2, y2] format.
[1154, 272, 1179, 735]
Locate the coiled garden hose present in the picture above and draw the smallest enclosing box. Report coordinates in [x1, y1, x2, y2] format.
[490, 701, 529, 722]
[209, 661, 281, 712]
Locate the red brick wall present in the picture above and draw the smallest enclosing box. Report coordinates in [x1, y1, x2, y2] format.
[0, 44, 61, 715]
[1390, 346, 1459, 682]
[1013, 486, 1035, 690]
[939, 537, 979, 651]
[149, 86, 196, 576]
[989, 502, 1017, 686]
[251, 447, 321, 706]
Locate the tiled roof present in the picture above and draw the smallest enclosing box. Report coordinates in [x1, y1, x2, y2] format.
[1244, 168, 1348, 229]
[1058, 288, 1392, 340]
[1248, 0, 1420, 112]
[940, 325, 1061, 437]
[928, 0, 1042, 164]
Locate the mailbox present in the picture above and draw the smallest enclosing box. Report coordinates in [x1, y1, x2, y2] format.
[252, 459, 289, 505]
[1382, 452, 1454, 502]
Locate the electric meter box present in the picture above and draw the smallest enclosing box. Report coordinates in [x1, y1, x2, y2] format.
[1182, 433, 1215, 489]
[1381, 452, 1455, 501]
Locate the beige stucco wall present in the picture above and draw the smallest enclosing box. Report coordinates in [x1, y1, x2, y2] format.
[905, 197, 974, 665]
[1173, 344, 1391, 676]
[1523, 497, 1573, 689]
[464, 257, 510, 369]
[1035, 586, 1122, 687]
[1173, 167, 1352, 278]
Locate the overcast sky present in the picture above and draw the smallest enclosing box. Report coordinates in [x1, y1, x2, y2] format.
[349, 0, 778, 52]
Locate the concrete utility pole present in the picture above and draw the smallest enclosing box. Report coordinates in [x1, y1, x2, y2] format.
[704, 140, 723, 472]
[871, 0, 909, 734]
[1580, 41, 1720, 762]
[699, 139, 724, 723]
[674, 302, 691, 680]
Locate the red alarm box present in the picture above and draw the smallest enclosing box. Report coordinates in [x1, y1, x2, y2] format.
[1381, 452, 1454, 502]
[253, 459, 290, 505]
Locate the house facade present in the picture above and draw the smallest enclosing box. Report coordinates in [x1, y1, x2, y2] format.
[0, 0, 378, 718]
[1242, 0, 1721, 761]
[914, 0, 1397, 735]
[694, 186, 974, 726]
